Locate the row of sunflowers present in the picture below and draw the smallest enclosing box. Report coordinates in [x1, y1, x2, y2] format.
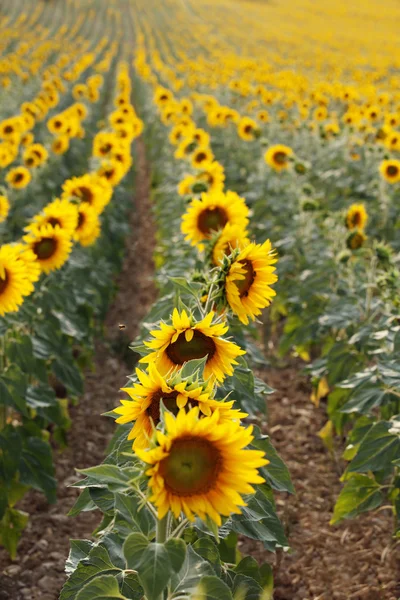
[0, 0, 145, 559]
[63, 0, 399, 597]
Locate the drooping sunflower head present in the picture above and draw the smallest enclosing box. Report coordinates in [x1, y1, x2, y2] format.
[223, 240, 278, 325]
[264, 144, 294, 172]
[74, 203, 101, 247]
[140, 309, 245, 383]
[115, 363, 246, 450]
[177, 175, 197, 196]
[0, 195, 10, 223]
[346, 229, 367, 251]
[6, 166, 31, 189]
[23, 223, 73, 274]
[0, 244, 37, 316]
[379, 159, 400, 184]
[136, 407, 268, 524]
[26, 198, 79, 237]
[238, 116, 260, 141]
[345, 203, 368, 231]
[210, 223, 250, 266]
[181, 189, 250, 248]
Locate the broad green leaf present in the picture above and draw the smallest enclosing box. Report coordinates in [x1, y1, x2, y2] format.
[0, 507, 29, 559]
[193, 538, 220, 573]
[132, 541, 171, 600]
[346, 420, 400, 474]
[123, 532, 149, 570]
[76, 575, 126, 600]
[194, 575, 233, 600]
[53, 358, 83, 396]
[232, 574, 264, 600]
[170, 546, 214, 595]
[26, 384, 57, 409]
[66, 540, 94, 574]
[114, 493, 155, 537]
[165, 537, 187, 572]
[180, 356, 208, 379]
[234, 557, 260, 582]
[68, 489, 97, 517]
[19, 437, 56, 503]
[331, 474, 383, 525]
[252, 430, 294, 493]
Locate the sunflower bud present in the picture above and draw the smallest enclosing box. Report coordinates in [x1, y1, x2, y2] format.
[300, 197, 319, 211]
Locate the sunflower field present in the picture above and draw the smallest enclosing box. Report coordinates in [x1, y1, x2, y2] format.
[1, 0, 399, 599]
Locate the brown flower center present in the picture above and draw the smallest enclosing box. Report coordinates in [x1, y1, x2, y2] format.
[33, 237, 57, 260]
[234, 260, 256, 298]
[146, 389, 179, 424]
[197, 206, 228, 235]
[166, 330, 216, 365]
[0, 269, 9, 295]
[351, 212, 361, 227]
[100, 143, 112, 155]
[77, 186, 94, 203]
[13, 173, 24, 183]
[4, 125, 13, 134]
[273, 151, 287, 165]
[47, 217, 61, 227]
[244, 124, 253, 134]
[387, 165, 399, 177]
[195, 151, 207, 164]
[77, 211, 85, 230]
[159, 436, 221, 496]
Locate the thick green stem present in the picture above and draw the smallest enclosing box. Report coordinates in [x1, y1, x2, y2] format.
[156, 513, 169, 544]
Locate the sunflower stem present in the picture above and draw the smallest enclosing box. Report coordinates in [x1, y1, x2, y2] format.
[156, 513, 169, 544]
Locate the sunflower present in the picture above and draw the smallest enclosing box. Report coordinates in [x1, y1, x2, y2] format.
[264, 144, 293, 171]
[384, 132, 400, 152]
[52, 135, 70, 155]
[23, 143, 48, 168]
[26, 199, 79, 236]
[237, 117, 260, 141]
[0, 195, 10, 223]
[347, 230, 367, 250]
[181, 190, 250, 248]
[47, 114, 69, 135]
[140, 309, 245, 383]
[257, 110, 270, 123]
[175, 136, 198, 160]
[191, 146, 214, 170]
[115, 364, 246, 450]
[8, 243, 41, 284]
[136, 407, 268, 525]
[195, 161, 225, 194]
[6, 167, 31, 189]
[0, 245, 35, 316]
[154, 86, 173, 107]
[169, 123, 192, 146]
[61, 173, 111, 213]
[74, 204, 101, 247]
[379, 159, 400, 184]
[93, 131, 118, 158]
[23, 224, 73, 274]
[0, 117, 22, 139]
[97, 159, 126, 187]
[177, 175, 197, 196]
[21, 132, 34, 147]
[211, 224, 250, 265]
[346, 204, 368, 230]
[72, 83, 87, 101]
[192, 129, 210, 147]
[224, 241, 278, 325]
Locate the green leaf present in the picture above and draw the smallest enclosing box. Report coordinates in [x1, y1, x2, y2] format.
[20, 437, 56, 503]
[68, 489, 97, 517]
[0, 507, 29, 559]
[170, 546, 214, 595]
[61, 544, 121, 600]
[78, 464, 138, 488]
[26, 384, 57, 409]
[331, 474, 383, 525]
[194, 575, 233, 600]
[232, 574, 263, 600]
[180, 356, 208, 379]
[124, 536, 171, 600]
[193, 538, 221, 573]
[114, 493, 155, 537]
[345, 420, 400, 474]
[123, 533, 149, 570]
[234, 557, 260, 582]
[76, 575, 126, 600]
[0, 377, 28, 416]
[66, 540, 93, 574]
[165, 538, 187, 573]
[53, 358, 83, 396]
[252, 430, 294, 493]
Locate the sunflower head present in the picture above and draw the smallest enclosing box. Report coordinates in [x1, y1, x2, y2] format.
[0, 195, 10, 223]
[140, 309, 245, 383]
[191, 146, 214, 170]
[379, 159, 400, 184]
[0, 244, 37, 316]
[345, 203, 368, 231]
[210, 223, 250, 266]
[222, 240, 278, 325]
[238, 117, 260, 141]
[26, 198, 79, 237]
[52, 134, 70, 155]
[115, 363, 246, 450]
[23, 223, 73, 274]
[264, 144, 294, 171]
[74, 203, 101, 247]
[136, 407, 268, 524]
[347, 230, 367, 250]
[6, 166, 31, 189]
[181, 189, 250, 248]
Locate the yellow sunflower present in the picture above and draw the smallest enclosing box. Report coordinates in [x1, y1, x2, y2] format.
[23, 143, 49, 168]
[47, 114, 69, 136]
[379, 159, 400, 184]
[115, 364, 246, 450]
[181, 190, 250, 248]
[140, 309, 245, 383]
[26, 199, 78, 236]
[224, 240, 278, 325]
[23, 224, 73, 274]
[74, 204, 101, 247]
[175, 136, 198, 160]
[0, 245, 36, 316]
[52, 135, 70, 155]
[0, 195, 10, 223]
[6, 167, 31, 189]
[191, 146, 214, 170]
[264, 144, 293, 172]
[61, 173, 111, 213]
[136, 407, 268, 525]
[154, 86, 173, 107]
[346, 204, 368, 230]
[92, 131, 118, 158]
[97, 159, 125, 187]
[21, 132, 34, 147]
[237, 117, 260, 141]
[194, 161, 225, 194]
[211, 223, 250, 265]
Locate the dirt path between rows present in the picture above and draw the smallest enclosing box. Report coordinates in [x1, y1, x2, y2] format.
[246, 364, 400, 600]
[0, 139, 156, 600]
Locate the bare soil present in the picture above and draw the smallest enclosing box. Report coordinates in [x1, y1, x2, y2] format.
[0, 139, 156, 600]
[243, 364, 400, 600]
